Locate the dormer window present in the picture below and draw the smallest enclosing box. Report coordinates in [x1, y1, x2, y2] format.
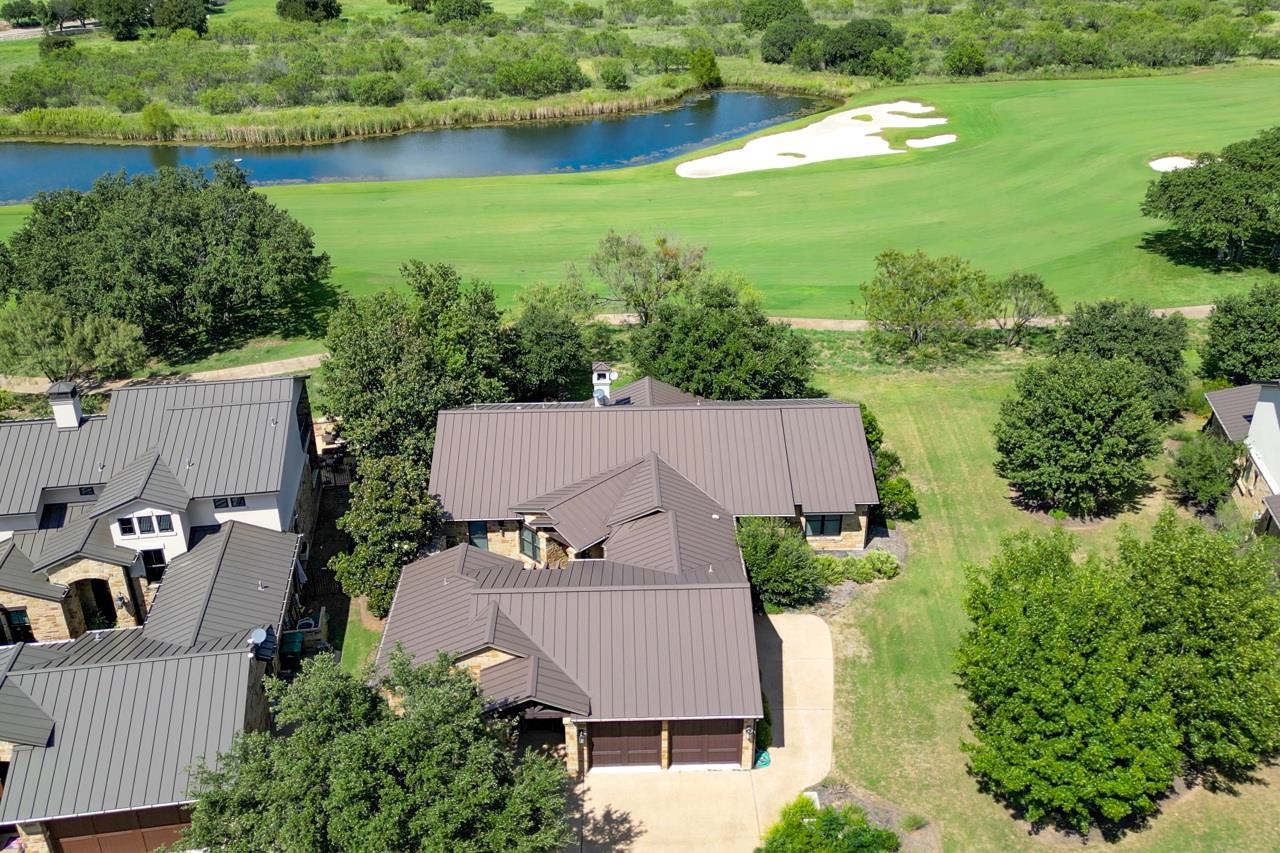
[118, 517, 136, 536]
[213, 496, 248, 509]
[137, 515, 154, 534]
[519, 526, 541, 562]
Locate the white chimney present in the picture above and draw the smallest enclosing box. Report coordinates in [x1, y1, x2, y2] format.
[48, 382, 82, 429]
[591, 362, 617, 407]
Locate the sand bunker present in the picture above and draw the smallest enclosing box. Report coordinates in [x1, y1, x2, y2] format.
[675, 101, 951, 179]
[1149, 156, 1195, 172]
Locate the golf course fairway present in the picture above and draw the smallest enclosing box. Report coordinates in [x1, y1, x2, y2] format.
[1, 64, 1277, 318]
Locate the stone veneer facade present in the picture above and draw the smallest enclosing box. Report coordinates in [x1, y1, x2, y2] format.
[800, 510, 870, 551]
[0, 558, 146, 643]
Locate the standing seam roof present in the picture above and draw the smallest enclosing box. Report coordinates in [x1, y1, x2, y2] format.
[1205, 384, 1263, 442]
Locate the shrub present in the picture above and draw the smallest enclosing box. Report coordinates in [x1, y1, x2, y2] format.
[879, 476, 918, 521]
[154, 0, 207, 34]
[755, 690, 772, 751]
[740, 0, 808, 34]
[434, 0, 491, 22]
[566, 0, 601, 23]
[737, 517, 824, 609]
[944, 37, 986, 75]
[859, 549, 901, 580]
[107, 86, 147, 113]
[598, 58, 629, 90]
[495, 49, 590, 97]
[814, 555, 845, 585]
[139, 101, 177, 140]
[760, 796, 900, 852]
[277, 0, 341, 22]
[1168, 431, 1241, 511]
[350, 72, 405, 106]
[199, 85, 250, 114]
[870, 45, 912, 81]
[900, 813, 928, 832]
[93, 0, 151, 39]
[689, 45, 722, 87]
[38, 33, 76, 55]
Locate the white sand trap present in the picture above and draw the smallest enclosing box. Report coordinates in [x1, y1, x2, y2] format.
[675, 101, 951, 179]
[1149, 156, 1195, 172]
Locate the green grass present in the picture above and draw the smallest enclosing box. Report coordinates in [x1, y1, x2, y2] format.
[337, 605, 381, 675]
[140, 337, 327, 376]
[199, 64, 1280, 319]
[822, 360, 1280, 852]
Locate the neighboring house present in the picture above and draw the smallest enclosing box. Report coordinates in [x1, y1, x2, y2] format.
[378, 372, 879, 774]
[0, 377, 318, 645]
[1205, 382, 1280, 534]
[0, 520, 300, 853]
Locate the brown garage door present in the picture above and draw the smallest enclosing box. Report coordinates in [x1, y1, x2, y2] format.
[589, 721, 662, 767]
[50, 807, 188, 853]
[669, 719, 742, 765]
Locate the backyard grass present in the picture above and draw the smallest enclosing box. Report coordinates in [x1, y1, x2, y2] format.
[821, 362, 1280, 852]
[336, 603, 381, 676]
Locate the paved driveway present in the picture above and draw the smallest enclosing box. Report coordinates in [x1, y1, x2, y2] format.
[569, 614, 834, 852]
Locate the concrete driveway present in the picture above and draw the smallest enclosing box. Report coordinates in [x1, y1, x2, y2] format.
[569, 614, 834, 852]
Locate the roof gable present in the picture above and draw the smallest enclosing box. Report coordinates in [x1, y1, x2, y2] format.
[90, 451, 190, 518]
[1205, 383, 1263, 442]
[0, 646, 55, 747]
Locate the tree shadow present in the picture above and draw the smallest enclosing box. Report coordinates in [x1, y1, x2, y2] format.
[1138, 229, 1241, 272]
[565, 785, 646, 852]
[1006, 477, 1157, 522]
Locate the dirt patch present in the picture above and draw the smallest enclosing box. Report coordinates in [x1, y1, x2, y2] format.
[809, 781, 942, 853]
[352, 595, 386, 632]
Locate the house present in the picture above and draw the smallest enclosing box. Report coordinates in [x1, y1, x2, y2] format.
[0, 520, 301, 853]
[378, 372, 879, 774]
[1205, 381, 1280, 534]
[0, 377, 317, 645]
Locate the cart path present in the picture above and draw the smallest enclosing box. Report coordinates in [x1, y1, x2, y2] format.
[0, 304, 1216, 394]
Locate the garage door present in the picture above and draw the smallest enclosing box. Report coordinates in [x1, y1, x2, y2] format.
[589, 721, 662, 767]
[669, 719, 742, 765]
[50, 807, 188, 853]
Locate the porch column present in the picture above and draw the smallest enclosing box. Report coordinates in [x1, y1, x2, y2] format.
[660, 720, 670, 769]
[564, 719, 584, 777]
[741, 719, 755, 769]
[17, 822, 54, 853]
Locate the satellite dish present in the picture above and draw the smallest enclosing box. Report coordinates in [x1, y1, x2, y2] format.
[609, 370, 619, 381]
[248, 627, 269, 647]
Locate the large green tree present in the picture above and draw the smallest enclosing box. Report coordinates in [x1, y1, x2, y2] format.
[153, 0, 206, 33]
[511, 278, 599, 401]
[586, 231, 705, 327]
[183, 653, 571, 853]
[0, 163, 333, 361]
[988, 271, 1060, 347]
[630, 274, 814, 400]
[1121, 512, 1280, 783]
[320, 261, 511, 464]
[0, 292, 146, 382]
[957, 529, 1182, 834]
[1055, 300, 1188, 421]
[860, 248, 989, 357]
[1199, 280, 1280, 384]
[993, 354, 1162, 517]
[92, 0, 150, 39]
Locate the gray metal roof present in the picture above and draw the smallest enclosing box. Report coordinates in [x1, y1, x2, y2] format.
[0, 646, 251, 824]
[0, 377, 303, 518]
[90, 451, 191, 518]
[0, 646, 55, 747]
[142, 522, 299, 647]
[16, 507, 137, 573]
[1205, 384, 1262, 441]
[0, 543, 66, 601]
[1264, 494, 1280, 523]
[431, 396, 878, 520]
[9, 627, 245, 672]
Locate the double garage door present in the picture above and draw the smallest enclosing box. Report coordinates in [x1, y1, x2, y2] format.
[49, 807, 188, 853]
[589, 719, 741, 768]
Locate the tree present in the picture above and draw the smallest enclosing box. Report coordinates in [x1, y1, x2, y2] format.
[739, 0, 807, 34]
[1121, 511, 1280, 783]
[1200, 280, 1280, 384]
[153, 0, 206, 33]
[0, 293, 145, 382]
[598, 58, 629, 90]
[0, 163, 333, 361]
[433, 0, 490, 22]
[92, 0, 151, 39]
[587, 230, 705, 326]
[320, 261, 511, 463]
[759, 796, 900, 852]
[139, 101, 176, 140]
[1167, 431, 1241, 511]
[1, 0, 41, 24]
[944, 37, 986, 75]
[988, 271, 1060, 347]
[737, 517, 824, 609]
[760, 17, 825, 64]
[630, 274, 815, 400]
[957, 529, 1182, 834]
[512, 278, 598, 401]
[869, 45, 913, 81]
[1055, 300, 1188, 421]
[689, 46, 722, 88]
[182, 653, 572, 853]
[993, 354, 1162, 517]
[277, 0, 341, 21]
[495, 49, 590, 98]
[820, 18, 902, 75]
[860, 248, 989, 357]
[329, 454, 441, 615]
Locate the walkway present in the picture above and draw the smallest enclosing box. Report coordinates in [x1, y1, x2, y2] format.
[568, 614, 834, 852]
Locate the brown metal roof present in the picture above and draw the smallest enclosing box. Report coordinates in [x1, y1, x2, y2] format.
[1205, 384, 1262, 441]
[607, 377, 701, 407]
[431, 396, 878, 520]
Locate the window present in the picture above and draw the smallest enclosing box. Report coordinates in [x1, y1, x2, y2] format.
[3, 608, 34, 643]
[519, 526, 541, 562]
[136, 515, 155, 535]
[468, 521, 489, 550]
[156, 514, 173, 533]
[141, 549, 167, 584]
[78, 486, 95, 497]
[212, 498, 229, 509]
[804, 514, 842, 537]
[38, 503, 67, 530]
[230, 496, 247, 508]
[118, 517, 136, 536]
[214, 496, 247, 509]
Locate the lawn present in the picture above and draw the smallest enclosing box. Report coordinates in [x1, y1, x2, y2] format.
[821, 361, 1280, 852]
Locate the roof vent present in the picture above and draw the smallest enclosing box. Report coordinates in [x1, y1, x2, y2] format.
[48, 382, 82, 430]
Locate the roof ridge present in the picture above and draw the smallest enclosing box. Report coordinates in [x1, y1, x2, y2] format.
[183, 523, 236, 647]
[6, 639, 246, 677]
[477, 580, 750, 594]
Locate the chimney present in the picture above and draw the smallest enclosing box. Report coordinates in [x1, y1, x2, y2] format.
[591, 362, 617, 407]
[48, 382, 82, 430]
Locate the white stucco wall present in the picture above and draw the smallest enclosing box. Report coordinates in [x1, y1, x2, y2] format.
[107, 502, 190, 561]
[1247, 386, 1280, 494]
[186, 493, 286, 531]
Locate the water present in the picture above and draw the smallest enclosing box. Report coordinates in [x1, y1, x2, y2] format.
[0, 91, 827, 203]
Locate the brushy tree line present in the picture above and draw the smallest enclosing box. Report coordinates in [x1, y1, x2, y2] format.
[958, 513, 1280, 836]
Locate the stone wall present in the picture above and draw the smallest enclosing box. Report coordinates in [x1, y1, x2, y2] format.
[563, 719, 583, 777]
[740, 720, 755, 769]
[16, 823, 52, 853]
[802, 510, 870, 551]
[0, 592, 75, 643]
[47, 558, 142, 627]
[245, 659, 271, 732]
[0, 739, 12, 762]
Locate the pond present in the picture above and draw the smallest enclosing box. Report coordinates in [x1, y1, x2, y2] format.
[0, 91, 829, 203]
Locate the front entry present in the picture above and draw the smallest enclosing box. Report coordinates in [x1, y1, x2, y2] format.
[588, 721, 661, 768]
[669, 719, 742, 765]
[73, 578, 118, 630]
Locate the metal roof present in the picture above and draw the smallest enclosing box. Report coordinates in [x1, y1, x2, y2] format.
[0, 646, 55, 747]
[1205, 384, 1262, 442]
[607, 377, 701, 407]
[0, 646, 251, 824]
[90, 452, 191, 518]
[0, 377, 302, 518]
[479, 655, 590, 716]
[142, 522, 299, 647]
[431, 396, 878, 520]
[17, 508, 138, 574]
[0, 543, 66, 601]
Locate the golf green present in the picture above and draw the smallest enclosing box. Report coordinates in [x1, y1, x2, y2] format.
[2, 65, 1277, 318]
